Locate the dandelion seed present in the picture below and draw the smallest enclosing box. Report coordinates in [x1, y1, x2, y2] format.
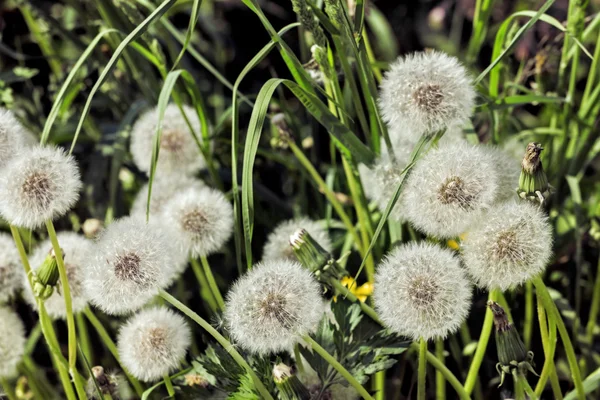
[461, 200, 552, 291]
[0, 307, 26, 378]
[117, 307, 191, 382]
[0, 108, 36, 168]
[263, 218, 332, 262]
[379, 51, 475, 138]
[0, 146, 81, 229]
[0, 233, 23, 303]
[401, 142, 499, 238]
[23, 233, 92, 319]
[224, 260, 323, 355]
[373, 242, 472, 340]
[161, 186, 233, 258]
[483, 146, 521, 202]
[130, 104, 207, 176]
[83, 217, 184, 315]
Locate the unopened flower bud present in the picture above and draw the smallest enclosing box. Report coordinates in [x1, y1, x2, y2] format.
[82, 218, 103, 239]
[273, 363, 311, 400]
[518, 142, 552, 206]
[290, 229, 347, 282]
[31, 248, 61, 300]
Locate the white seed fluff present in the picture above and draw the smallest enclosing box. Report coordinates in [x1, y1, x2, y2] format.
[262, 217, 332, 262]
[0, 233, 23, 304]
[224, 260, 323, 355]
[84, 217, 182, 315]
[482, 145, 521, 202]
[374, 242, 472, 340]
[461, 201, 553, 291]
[130, 104, 207, 176]
[401, 142, 499, 238]
[161, 186, 233, 258]
[117, 307, 191, 382]
[0, 146, 81, 229]
[0, 108, 36, 168]
[379, 51, 475, 137]
[23, 233, 92, 319]
[0, 307, 26, 378]
[130, 175, 205, 220]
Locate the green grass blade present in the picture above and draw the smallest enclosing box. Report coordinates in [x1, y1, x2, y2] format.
[169, 0, 202, 70]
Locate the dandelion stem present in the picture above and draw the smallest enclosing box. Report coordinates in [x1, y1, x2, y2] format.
[190, 258, 218, 312]
[45, 219, 78, 372]
[83, 308, 145, 396]
[294, 344, 305, 374]
[331, 279, 381, 323]
[200, 256, 225, 310]
[163, 374, 175, 397]
[302, 335, 374, 400]
[418, 338, 427, 400]
[524, 281, 533, 348]
[520, 373, 538, 399]
[585, 255, 600, 344]
[435, 339, 445, 400]
[464, 289, 499, 394]
[535, 296, 562, 399]
[158, 290, 274, 400]
[512, 371, 525, 400]
[76, 313, 92, 364]
[0, 377, 17, 400]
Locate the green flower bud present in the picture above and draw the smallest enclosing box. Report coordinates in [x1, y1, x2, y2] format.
[517, 142, 552, 205]
[273, 363, 311, 400]
[290, 229, 347, 283]
[31, 248, 61, 300]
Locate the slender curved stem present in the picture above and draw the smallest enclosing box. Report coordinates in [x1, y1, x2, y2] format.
[159, 290, 274, 400]
[163, 374, 175, 397]
[302, 335, 374, 400]
[200, 256, 225, 310]
[585, 256, 600, 344]
[535, 297, 562, 399]
[464, 289, 499, 394]
[512, 371, 525, 400]
[0, 377, 18, 400]
[435, 339, 445, 400]
[76, 313, 92, 364]
[190, 258, 218, 312]
[418, 338, 427, 400]
[521, 374, 538, 399]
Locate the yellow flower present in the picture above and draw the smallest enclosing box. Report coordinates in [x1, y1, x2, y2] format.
[336, 276, 373, 303]
[447, 233, 467, 250]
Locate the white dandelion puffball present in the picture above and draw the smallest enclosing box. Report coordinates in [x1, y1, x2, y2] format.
[84, 217, 182, 315]
[224, 260, 324, 354]
[374, 242, 472, 340]
[0, 146, 81, 229]
[130, 104, 206, 176]
[262, 217, 332, 262]
[483, 145, 521, 201]
[118, 307, 191, 382]
[130, 175, 205, 219]
[379, 51, 475, 138]
[461, 201, 553, 291]
[0, 108, 36, 168]
[23, 233, 92, 319]
[0, 307, 26, 377]
[161, 186, 233, 258]
[0, 233, 23, 303]
[401, 142, 499, 238]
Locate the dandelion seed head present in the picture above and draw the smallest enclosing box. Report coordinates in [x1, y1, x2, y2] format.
[130, 104, 207, 176]
[461, 201, 553, 291]
[483, 146, 521, 202]
[0, 307, 25, 378]
[0, 146, 81, 229]
[0, 108, 36, 168]
[224, 260, 323, 355]
[379, 51, 475, 137]
[262, 217, 332, 262]
[24, 233, 92, 319]
[374, 242, 472, 340]
[0, 233, 23, 304]
[118, 307, 191, 382]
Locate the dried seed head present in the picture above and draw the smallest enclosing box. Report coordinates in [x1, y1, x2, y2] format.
[0, 146, 81, 229]
[224, 260, 324, 354]
[0, 233, 23, 303]
[117, 307, 191, 382]
[0, 108, 36, 169]
[130, 104, 208, 176]
[0, 307, 26, 378]
[374, 242, 472, 340]
[461, 201, 553, 291]
[84, 217, 185, 315]
[86, 366, 122, 400]
[379, 51, 475, 138]
[263, 218, 332, 262]
[24, 233, 92, 319]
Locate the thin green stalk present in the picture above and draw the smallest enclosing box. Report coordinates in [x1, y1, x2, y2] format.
[464, 289, 500, 394]
[521, 376, 538, 400]
[159, 290, 274, 400]
[76, 313, 92, 365]
[331, 280, 380, 323]
[190, 258, 219, 312]
[19, 357, 47, 400]
[373, 371, 385, 400]
[524, 281, 533, 349]
[45, 220, 77, 372]
[21, 5, 62, 76]
[163, 374, 175, 397]
[294, 344, 305, 374]
[533, 277, 585, 399]
[303, 335, 374, 400]
[513, 372, 525, 400]
[586, 255, 600, 344]
[418, 338, 427, 400]
[83, 308, 145, 397]
[200, 256, 225, 310]
[0, 377, 18, 400]
[436, 339, 445, 400]
[535, 297, 562, 399]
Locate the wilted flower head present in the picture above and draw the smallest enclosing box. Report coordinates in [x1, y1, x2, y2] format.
[401, 142, 500, 238]
[86, 366, 123, 400]
[117, 307, 191, 382]
[161, 186, 233, 258]
[0, 307, 26, 378]
[130, 104, 207, 176]
[0, 108, 36, 168]
[0, 146, 81, 229]
[23, 233, 92, 319]
[84, 217, 183, 315]
[224, 260, 323, 354]
[262, 217, 332, 262]
[379, 51, 475, 138]
[373, 242, 472, 340]
[0, 233, 23, 303]
[130, 175, 205, 219]
[461, 201, 552, 291]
